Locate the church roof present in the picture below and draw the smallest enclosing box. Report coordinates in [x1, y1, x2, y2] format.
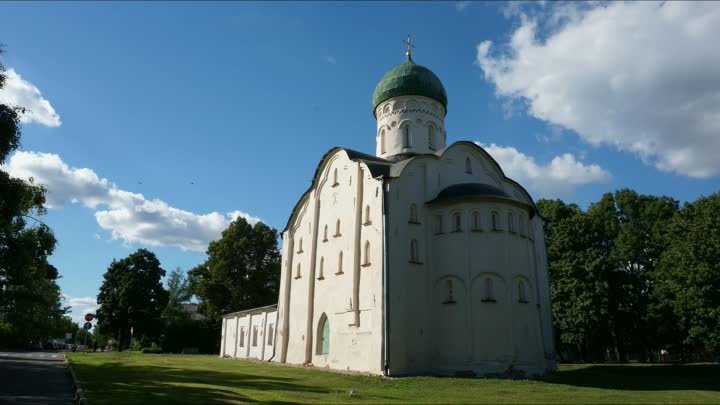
[281, 147, 393, 232]
[371, 56, 447, 116]
[426, 183, 512, 204]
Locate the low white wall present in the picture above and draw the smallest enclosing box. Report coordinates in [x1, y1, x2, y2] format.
[220, 307, 277, 361]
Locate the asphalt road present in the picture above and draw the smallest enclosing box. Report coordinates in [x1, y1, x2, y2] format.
[0, 352, 74, 405]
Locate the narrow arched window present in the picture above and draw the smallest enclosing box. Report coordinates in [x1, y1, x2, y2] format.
[267, 324, 274, 346]
[453, 213, 462, 232]
[380, 129, 386, 154]
[297, 238, 303, 253]
[434, 215, 443, 234]
[409, 204, 418, 223]
[518, 280, 528, 303]
[252, 325, 258, 346]
[318, 257, 324, 279]
[410, 239, 419, 262]
[472, 211, 480, 231]
[338, 250, 343, 274]
[333, 168, 339, 186]
[335, 219, 341, 236]
[323, 224, 328, 241]
[363, 240, 371, 266]
[428, 126, 436, 150]
[364, 205, 371, 225]
[508, 212, 515, 233]
[295, 263, 301, 279]
[483, 277, 495, 302]
[492, 211, 500, 231]
[403, 124, 411, 148]
[466, 157, 472, 174]
[519, 216, 525, 236]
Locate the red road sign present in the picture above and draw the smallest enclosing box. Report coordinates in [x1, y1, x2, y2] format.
[84, 313, 94, 322]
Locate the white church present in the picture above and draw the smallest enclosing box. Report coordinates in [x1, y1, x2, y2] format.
[220, 44, 556, 377]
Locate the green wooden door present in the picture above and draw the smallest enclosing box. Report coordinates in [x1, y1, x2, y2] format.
[321, 318, 329, 355]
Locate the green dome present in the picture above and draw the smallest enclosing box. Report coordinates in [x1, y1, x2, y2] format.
[372, 57, 447, 116]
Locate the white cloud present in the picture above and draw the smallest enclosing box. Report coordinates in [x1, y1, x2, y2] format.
[455, 1, 471, 12]
[478, 142, 610, 197]
[0, 69, 61, 127]
[3, 151, 262, 252]
[62, 294, 98, 326]
[477, 1, 720, 178]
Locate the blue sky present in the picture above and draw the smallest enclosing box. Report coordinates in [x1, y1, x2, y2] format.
[1, 2, 719, 324]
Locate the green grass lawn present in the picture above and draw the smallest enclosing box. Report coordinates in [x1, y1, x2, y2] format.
[66, 352, 719, 404]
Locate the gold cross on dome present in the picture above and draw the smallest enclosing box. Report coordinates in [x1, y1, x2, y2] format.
[404, 34, 415, 60]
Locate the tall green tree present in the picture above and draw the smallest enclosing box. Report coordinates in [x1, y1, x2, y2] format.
[96, 249, 169, 349]
[656, 194, 720, 356]
[0, 47, 67, 348]
[162, 267, 192, 324]
[189, 218, 280, 321]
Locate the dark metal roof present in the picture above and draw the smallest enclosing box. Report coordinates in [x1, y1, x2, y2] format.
[221, 304, 278, 319]
[426, 182, 515, 205]
[372, 57, 448, 115]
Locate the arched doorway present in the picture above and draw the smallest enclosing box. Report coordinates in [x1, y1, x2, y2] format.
[316, 314, 329, 355]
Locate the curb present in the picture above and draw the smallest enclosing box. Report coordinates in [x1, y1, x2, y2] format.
[65, 354, 88, 405]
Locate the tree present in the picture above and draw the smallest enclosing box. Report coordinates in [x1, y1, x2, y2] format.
[538, 199, 612, 361]
[656, 194, 720, 357]
[96, 249, 168, 350]
[0, 46, 67, 349]
[539, 190, 681, 362]
[189, 218, 280, 321]
[162, 267, 191, 324]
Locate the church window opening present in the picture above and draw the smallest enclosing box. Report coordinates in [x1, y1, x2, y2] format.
[518, 280, 528, 303]
[363, 241, 371, 266]
[267, 324, 274, 346]
[380, 129, 386, 154]
[519, 216, 526, 236]
[336, 251, 344, 274]
[491, 211, 500, 231]
[334, 219, 341, 237]
[465, 157, 472, 174]
[453, 213, 462, 232]
[434, 215, 443, 234]
[252, 325, 258, 347]
[317, 314, 330, 355]
[409, 204, 418, 223]
[364, 205, 371, 225]
[472, 211, 481, 231]
[332, 168, 339, 187]
[295, 263, 301, 279]
[482, 277, 496, 303]
[297, 238, 303, 253]
[508, 212, 515, 233]
[323, 225, 328, 242]
[428, 126, 436, 150]
[239, 327, 245, 347]
[318, 257, 325, 280]
[410, 239, 420, 263]
[443, 279, 456, 304]
[403, 124, 411, 148]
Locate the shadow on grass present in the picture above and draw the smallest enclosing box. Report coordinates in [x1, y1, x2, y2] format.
[550, 364, 720, 392]
[70, 360, 333, 404]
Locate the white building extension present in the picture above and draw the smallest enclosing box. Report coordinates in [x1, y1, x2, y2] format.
[220, 47, 556, 377]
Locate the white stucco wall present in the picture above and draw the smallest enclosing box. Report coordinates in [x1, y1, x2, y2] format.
[220, 306, 277, 361]
[275, 149, 385, 374]
[384, 142, 555, 376]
